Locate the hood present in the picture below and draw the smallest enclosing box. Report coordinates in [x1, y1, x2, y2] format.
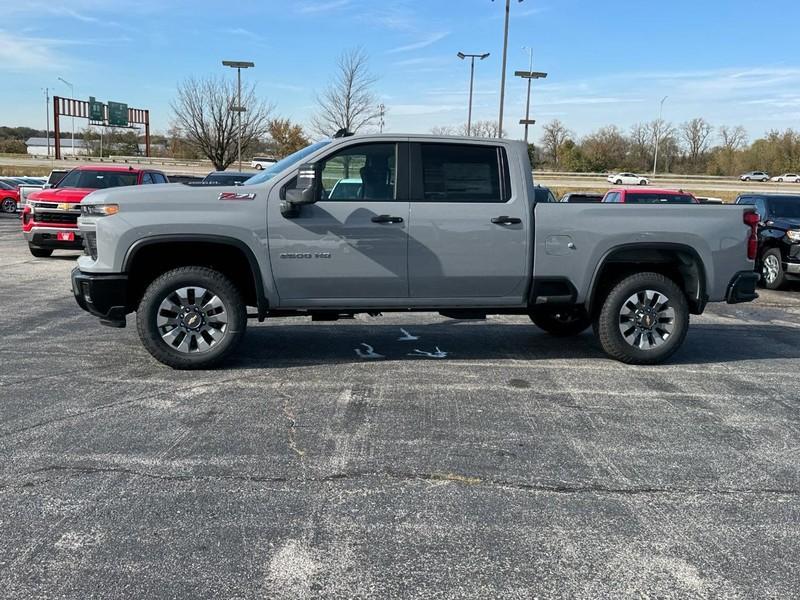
[81, 182, 263, 211]
[28, 187, 98, 204]
[769, 217, 800, 230]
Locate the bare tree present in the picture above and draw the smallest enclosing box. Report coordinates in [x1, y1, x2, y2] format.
[430, 125, 457, 136]
[581, 125, 629, 171]
[719, 125, 748, 153]
[680, 117, 714, 167]
[540, 119, 572, 167]
[171, 76, 273, 171]
[312, 48, 380, 137]
[648, 119, 676, 172]
[431, 121, 506, 138]
[629, 122, 651, 171]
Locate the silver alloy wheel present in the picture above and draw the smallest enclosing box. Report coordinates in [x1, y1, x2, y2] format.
[618, 289, 676, 350]
[156, 286, 228, 353]
[1, 198, 15, 213]
[763, 254, 780, 285]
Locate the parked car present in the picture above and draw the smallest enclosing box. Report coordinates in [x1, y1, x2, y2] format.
[250, 157, 277, 170]
[201, 171, 251, 186]
[602, 188, 699, 204]
[735, 193, 800, 289]
[0, 180, 20, 213]
[696, 197, 724, 204]
[169, 174, 204, 185]
[607, 172, 649, 186]
[23, 165, 167, 258]
[740, 171, 769, 182]
[560, 192, 603, 203]
[533, 184, 558, 203]
[770, 173, 800, 183]
[327, 178, 362, 200]
[72, 134, 758, 368]
[45, 169, 69, 188]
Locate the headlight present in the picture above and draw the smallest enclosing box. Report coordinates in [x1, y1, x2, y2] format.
[80, 204, 119, 216]
[786, 229, 800, 243]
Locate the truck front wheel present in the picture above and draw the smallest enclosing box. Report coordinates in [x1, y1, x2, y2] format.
[530, 308, 591, 337]
[595, 272, 689, 365]
[136, 266, 247, 369]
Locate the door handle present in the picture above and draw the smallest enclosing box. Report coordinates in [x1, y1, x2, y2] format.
[371, 215, 404, 224]
[491, 216, 522, 225]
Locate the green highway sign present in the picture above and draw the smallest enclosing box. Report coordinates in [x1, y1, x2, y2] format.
[107, 101, 128, 127]
[88, 96, 104, 122]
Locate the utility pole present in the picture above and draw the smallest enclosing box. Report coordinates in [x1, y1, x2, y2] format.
[222, 60, 255, 171]
[653, 95, 668, 177]
[378, 103, 385, 133]
[43, 88, 51, 158]
[457, 52, 490, 136]
[516, 46, 547, 144]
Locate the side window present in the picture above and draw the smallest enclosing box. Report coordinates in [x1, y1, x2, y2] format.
[141, 172, 154, 185]
[152, 173, 167, 184]
[605, 192, 619, 203]
[319, 143, 396, 201]
[756, 199, 767, 218]
[420, 143, 504, 202]
[547, 190, 557, 203]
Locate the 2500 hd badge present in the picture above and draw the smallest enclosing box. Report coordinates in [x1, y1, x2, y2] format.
[279, 252, 332, 259]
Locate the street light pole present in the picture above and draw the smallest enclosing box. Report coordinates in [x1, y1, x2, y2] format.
[42, 88, 51, 158]
[457, 52, 490, 136]
[57, 76, 75, 154]
[494, 0, 523, 138]
[516, 46, 547, 144]
[222, 60, 255, 172]
[653, 95, 668, 177]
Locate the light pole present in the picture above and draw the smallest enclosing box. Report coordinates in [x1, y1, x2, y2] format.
[222, 60, 255, 171]
[457, 52, 490, 136]
[57, 76, 75, 154]
[516, 46, 547, 143]
[494, 0, 523, 138]
[42, 88, 51, 158]
[652, 95, 668, 177]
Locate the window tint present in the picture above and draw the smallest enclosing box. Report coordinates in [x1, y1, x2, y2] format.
[319, 143, 396, 201]
[737, 196, 755, 205]
[56, 169, 138, 189]
[152, 173, 167, 184]
[604, 192, 620, 203]
[142, 173, 154, 184]
[420, 144, 503, 202]
[768, 197, 800, 218]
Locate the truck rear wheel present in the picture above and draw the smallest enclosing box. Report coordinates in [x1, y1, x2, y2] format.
[29, 246, 53, 258]
[761, 249, 785, 290]
[136, 266, 247, 369]
[595, 272, 689, 365]
[530, 308, 591, 337]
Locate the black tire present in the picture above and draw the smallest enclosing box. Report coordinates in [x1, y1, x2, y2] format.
[595, 272, 689, 365]
[136, 266, 247, 369]
[778, 178, 783, 183]
[530, 308, 591, 337]
[744, 177, 751, 181]
[639, 180, 647, 186]
[761, 248, 785, 290]
[29, 246, 53, 258]
[1, 197, 16, 213]
[255, 164, 264, 170]
[615, 179, 623, 185]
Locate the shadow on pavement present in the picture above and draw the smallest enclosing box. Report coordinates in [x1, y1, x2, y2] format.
[226, 321, 800, 370]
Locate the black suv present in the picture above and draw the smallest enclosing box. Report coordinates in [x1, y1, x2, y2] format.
[735, 194, 800, 289]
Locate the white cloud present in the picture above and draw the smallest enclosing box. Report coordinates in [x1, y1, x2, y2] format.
[387, 32, 449, 54]
[296, 0, 352, 15]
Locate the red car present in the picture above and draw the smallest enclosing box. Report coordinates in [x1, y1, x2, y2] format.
[0, 180, 20, 213]
[602, 188, 699, 204]
[22, 165, 168, 257]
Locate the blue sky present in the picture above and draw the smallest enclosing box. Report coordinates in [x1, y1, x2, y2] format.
[2, 0, 800, 142]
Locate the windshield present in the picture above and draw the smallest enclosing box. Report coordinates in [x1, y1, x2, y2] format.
[57, 169, 138, 189]
[769, 197, 800, 219]
[624, 193, 695, 204]
[243, 140, 331, 185]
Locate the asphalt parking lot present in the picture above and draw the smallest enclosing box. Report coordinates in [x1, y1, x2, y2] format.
[1, 214, 799, 599]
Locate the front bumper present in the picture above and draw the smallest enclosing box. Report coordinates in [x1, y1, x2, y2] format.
[726, 270, 759, 304]
[71, 267, 130, 327]
[24, 226, 83, 250]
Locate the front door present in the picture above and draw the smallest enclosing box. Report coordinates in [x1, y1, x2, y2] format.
[268, 141, 409, 304]
[407, 142, 529, 301]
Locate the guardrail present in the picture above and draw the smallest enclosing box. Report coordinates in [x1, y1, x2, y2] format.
[534, 170, 739, 182]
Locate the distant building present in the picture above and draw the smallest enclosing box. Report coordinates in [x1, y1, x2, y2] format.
[25, 137, 89, 157]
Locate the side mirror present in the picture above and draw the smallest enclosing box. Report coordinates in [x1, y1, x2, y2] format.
[281, 163, 318, 218]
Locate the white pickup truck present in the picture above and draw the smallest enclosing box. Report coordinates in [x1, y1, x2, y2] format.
[72, 134, 759, 369]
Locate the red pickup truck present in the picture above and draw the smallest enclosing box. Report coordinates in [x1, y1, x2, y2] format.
[22, 165, 168, 257]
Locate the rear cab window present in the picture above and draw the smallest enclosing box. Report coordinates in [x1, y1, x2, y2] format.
[415, 143, 510, 203]
[624, 193, 695, 204]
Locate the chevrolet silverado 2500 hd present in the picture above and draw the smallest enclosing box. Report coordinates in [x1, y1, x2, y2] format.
[71, 134, 759, 369]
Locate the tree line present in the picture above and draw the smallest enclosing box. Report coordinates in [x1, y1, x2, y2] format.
[534, 118, 800, 176]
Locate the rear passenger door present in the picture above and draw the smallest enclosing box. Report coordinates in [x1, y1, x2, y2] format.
[407, 142, 529, 301]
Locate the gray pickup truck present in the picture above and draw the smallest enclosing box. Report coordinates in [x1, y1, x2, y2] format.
[72, 134, 759, 369]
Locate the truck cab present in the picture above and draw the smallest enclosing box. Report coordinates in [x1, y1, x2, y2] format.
[72, 134, 759, 369]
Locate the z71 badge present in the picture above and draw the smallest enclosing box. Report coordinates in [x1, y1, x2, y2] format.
[218, 192, 257, 201]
